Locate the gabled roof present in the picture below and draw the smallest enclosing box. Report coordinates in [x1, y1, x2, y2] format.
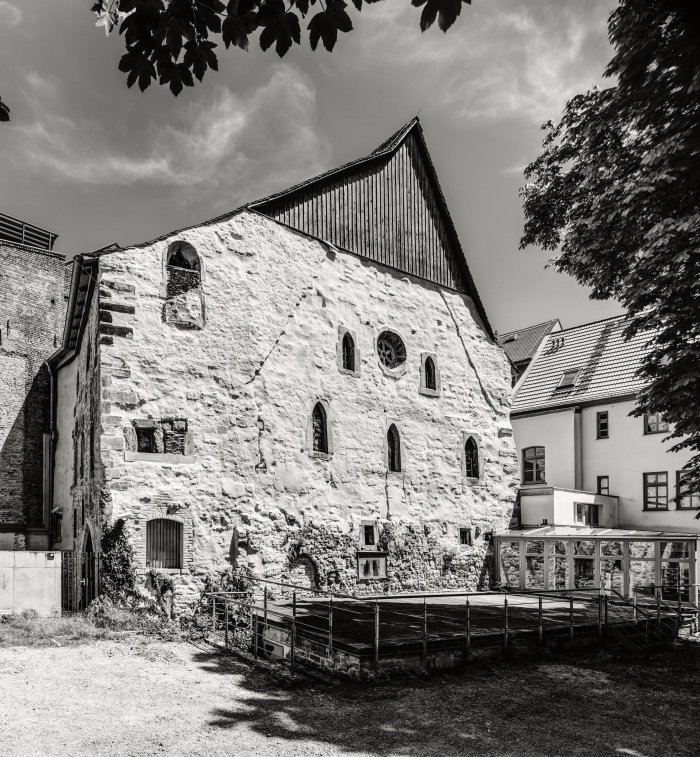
[511, 315, 650, 414]
[497, 319, 561, 365]
[249, 117, 495, 339]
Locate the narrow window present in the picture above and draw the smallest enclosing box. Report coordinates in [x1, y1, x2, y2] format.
[146, 519, 183, 569]
[363, 524, 376, 547]
[676, 472, 699, 509]
[166, 242, 201, 297]
[464, 437, 479, 479]
[459, 527, 472, 546]
[424, 356, 436, 390]
[644, 472, 668, 510]
[387, 424, 401, 472]
[596, 411, 609, 439]
[597, 476, 609, 495]
[644, 412, 669, 435]
[523, 446, 545, 484]
[73, 510, 78, 539]
[312, 403, 328, 454]
[342, 332, 355, 372]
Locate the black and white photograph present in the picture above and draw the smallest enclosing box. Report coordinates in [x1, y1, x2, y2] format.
[0, 1, 698, 755]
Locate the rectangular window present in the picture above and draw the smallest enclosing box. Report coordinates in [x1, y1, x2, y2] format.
[363, 524, 376, 547]
[644, 472, 668, 510]
[597, 476, 610, 495]
[644, 413, 669, 435]
[136, 425, 157, 453]
[676, 471, 700, 509]
[596, 411, 609, 439]
[459, 527, 472, 546]
[146, 519, 183, 569]
[575, 503, 600, 527]
[133, 419, 188, 455]
[523, 446, 545, 484]
[359, 521, 378, 550]
[556, 369, 580, 390]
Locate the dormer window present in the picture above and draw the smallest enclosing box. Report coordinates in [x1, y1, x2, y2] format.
[556, 368, 580, 390]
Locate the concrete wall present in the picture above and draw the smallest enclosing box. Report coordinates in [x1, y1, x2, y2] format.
[511, 409, 576, 489]
[0, 550, 61, 616]
[0, 242, 66, 546]
[89, 210, 517, 605]
[519, 488, 618, 528]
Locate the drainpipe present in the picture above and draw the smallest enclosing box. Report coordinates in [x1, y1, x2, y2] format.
[574, 407, 583, 490]
[44, 358, 56, 541]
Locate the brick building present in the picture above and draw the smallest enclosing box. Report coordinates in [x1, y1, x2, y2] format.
[5, 120, 519, 608]
[0, 214, 66, 549]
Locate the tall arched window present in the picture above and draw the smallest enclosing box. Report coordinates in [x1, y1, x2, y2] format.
[312, 402, 328, 454]
[424, 356, 436, 390]
[146, 519, 183, 569]
[464, 436, 479, 478]
[342, 332, 355, 372]
[523, 446, 545, 484]
[166, 241, 201, 297]
[387, 424, 401, 472]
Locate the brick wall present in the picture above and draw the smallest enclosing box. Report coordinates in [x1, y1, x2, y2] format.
[0, 242, 66, 539]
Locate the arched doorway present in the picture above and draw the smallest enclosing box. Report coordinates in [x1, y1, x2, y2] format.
[81, 529, 98, 610]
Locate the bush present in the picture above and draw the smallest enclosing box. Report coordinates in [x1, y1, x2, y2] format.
[100, 519, 136, 601]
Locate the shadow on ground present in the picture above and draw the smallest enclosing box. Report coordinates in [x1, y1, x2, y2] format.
[190, 638, 700, 757]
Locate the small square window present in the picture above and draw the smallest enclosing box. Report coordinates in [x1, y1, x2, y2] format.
[644, 413, 669, 435]
[596, 412, 609, 439]
[597, 476, 609, 495]
[136, 426, 157, 453]
[459, 528, 472, 546]
[575, 503, 600, 527]
[556, 369, 580, 390]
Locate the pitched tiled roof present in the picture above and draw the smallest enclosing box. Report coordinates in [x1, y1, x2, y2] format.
[497, 320, 561, 365]
[511, 315, 650, 414]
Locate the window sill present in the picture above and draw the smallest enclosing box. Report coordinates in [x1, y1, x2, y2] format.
[338, 367, 360, 378]
[642, 507, 669, 512]
[125, 452, 195, 464]
[310, 451, 332, 461]
[463, 477, 482, 487]
[521, 481, 546, 487]
[418, 386, 440, 398]
[596, 436, 609, 440]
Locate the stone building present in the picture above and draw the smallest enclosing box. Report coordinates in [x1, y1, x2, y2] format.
[44, 119, 518, 606]
[0, 214, 65, 550]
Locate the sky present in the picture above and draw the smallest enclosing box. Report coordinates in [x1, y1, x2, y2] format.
[0, 0, 624, 334]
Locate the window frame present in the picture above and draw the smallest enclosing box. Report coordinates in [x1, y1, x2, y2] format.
[522, 446, 546, 485]
[643, 471, 669, 510]
[311, 402, 329, 456]
[386, 423, 402, 472]
[597, 475, 610, 496]
[459, 527, 472, 547]
[337, 326, 360, 377]
[574, 503, 601, 527]
[146, 518, 183, 570]
[596, 411, 609, 439]
[359, 520, 379, 550]
[556, 368, 580, 391]
[676, 471, 700, 510]
[644, 412, 669, 435]
[419, 352, 440, 397]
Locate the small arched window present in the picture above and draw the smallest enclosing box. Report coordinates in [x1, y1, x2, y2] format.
[342, 332, 355, 372]
[465, 437, 479, 479]
[312, 402, 328, 454]
[424, 356, 436, 390]
[147, 518, 183, 569]
[523, 446, 545, 484]
[166, 241, 201, 298]
[387, 424, 401, 472]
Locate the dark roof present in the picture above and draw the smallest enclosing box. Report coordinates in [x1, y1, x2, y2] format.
[497, 320, 561, 365]
[0, 212, 59, 251]
[511, 315, 649, 414]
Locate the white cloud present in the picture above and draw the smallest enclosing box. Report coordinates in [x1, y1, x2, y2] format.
[347, 1, 613, 123]
[0, 1, 22, 28]
[12, 67, 330, 202]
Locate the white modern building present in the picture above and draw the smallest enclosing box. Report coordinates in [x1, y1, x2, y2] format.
[495, 315, 698, 600]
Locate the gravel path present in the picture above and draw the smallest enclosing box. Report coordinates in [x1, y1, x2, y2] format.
[1, 637, 699, 756]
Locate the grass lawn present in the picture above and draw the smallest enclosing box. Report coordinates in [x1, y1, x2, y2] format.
[1, 626, 699, 756]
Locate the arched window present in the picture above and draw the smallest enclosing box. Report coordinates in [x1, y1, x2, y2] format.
[166, 241, 201, 297]
[147, 519, 183, 569]
[387, 424, 401, 472]
[312, 402, 328, 454]
[464, 436, 479, 478]
[342, 332, 355, 372]
[523, 446, 545, 484]
[424, 356, 436, 390]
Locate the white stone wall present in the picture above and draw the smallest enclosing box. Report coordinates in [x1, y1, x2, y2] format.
[96, 210, 517, 603]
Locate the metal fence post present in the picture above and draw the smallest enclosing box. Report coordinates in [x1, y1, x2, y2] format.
[263, 586, 268, 636]
[253, 610, 258, 659]
[291, 591, 297, 673]
[328, 594, 334, 656]
[633, 592, 638, 623]
[466, 599, 471, 654]
[224, 600, 229, 648]
[656, 590, 661, 629]
[538, 595, 543, 645]
[422, 597, 428, 661]
[604, 593, 609, 627]
[212, 596, 216, 636]
[569, 595, 574, 641]
[374, 601, 380, 666]
[598, 590, 603, 637]
[503, 596, 509, 649]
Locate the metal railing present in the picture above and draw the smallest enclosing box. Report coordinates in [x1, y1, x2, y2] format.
[204, 577, 663, 672]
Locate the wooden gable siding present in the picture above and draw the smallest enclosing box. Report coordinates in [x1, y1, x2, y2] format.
[256, 131, 469, 293]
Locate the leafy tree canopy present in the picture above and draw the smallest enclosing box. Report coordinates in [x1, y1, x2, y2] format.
[93, 0, 472, 96]
[521, 0, 700, 496]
